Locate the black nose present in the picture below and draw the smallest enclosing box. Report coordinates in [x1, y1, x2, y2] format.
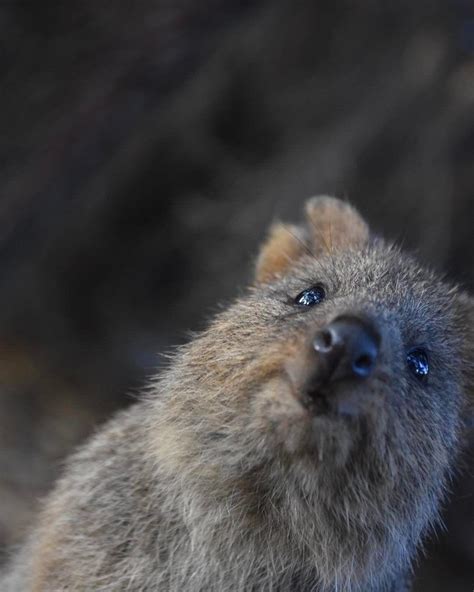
[312, 316, 380, 383]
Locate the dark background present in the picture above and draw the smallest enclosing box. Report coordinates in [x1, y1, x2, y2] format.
[0, 1, 473, 589]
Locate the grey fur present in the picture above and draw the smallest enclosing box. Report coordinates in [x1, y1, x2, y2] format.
[1, 199, 472, 591]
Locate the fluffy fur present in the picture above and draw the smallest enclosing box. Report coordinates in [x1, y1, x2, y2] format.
[2, 197, 473, 591]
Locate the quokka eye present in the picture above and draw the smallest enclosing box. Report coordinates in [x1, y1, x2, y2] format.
[406, 347, 429, 382]
[294, 285, 326, 307]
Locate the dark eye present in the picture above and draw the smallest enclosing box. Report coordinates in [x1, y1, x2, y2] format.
[294, 285, 326, 307]
[406, 347, 429, 382]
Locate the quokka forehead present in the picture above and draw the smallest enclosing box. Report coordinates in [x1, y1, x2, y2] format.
[263, 245, 460, 341]
[272, 246, 436, 300]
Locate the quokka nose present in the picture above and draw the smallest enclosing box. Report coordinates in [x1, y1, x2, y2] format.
[313, 315, 380, 382]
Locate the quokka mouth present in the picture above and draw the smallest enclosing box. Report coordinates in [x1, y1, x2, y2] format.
[301, 388, 331, 416]
[283, 368, 367, 424]
[301, 385, 368, 420]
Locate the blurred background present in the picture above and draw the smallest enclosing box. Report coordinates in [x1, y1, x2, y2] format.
[0, 1, 473, 589]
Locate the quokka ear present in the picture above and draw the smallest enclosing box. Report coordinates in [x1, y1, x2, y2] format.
[255, 196, 370, 284]
[255, 223, 309, 284]
[305, 196, 369, 255]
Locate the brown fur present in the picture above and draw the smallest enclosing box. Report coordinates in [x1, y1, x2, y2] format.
[256, 223, 308, 284]
[1, 197, 472, 592]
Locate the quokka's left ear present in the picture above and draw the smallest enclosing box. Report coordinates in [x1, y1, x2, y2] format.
[255, 196, 370, 284]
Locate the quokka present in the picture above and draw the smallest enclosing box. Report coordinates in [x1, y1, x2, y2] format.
[2, 197, 473, 592]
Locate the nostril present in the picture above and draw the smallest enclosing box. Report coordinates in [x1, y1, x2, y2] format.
[352, 353, 375, 378]
[313, 316, 380, 382]
[313, 329, 334, 353]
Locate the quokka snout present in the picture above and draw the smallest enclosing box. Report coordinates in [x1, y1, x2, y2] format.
[1, 197, 473, 592]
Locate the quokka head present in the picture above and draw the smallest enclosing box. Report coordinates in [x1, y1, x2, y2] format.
[157, 197, 473, 572]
